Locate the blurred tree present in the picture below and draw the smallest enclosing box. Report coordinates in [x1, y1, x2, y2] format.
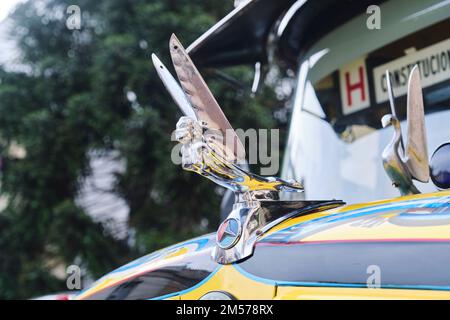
[0, 0, 284, 298]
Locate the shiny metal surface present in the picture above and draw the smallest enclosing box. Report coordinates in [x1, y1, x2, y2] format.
[404, 66, 429, 183]
[381, 66, 429, 196]
[174, 116, 302, 194]
[381, 113, 419, 195]
[152, 34, 310, 264]
[170, 34, 245, 163]
[212, 199, 344, 264]
[151, 54, 197, 120]
[199, 291, 235, 300]
[167, 35, 303, 193]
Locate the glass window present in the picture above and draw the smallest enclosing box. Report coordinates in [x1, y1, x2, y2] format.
[309, 18, 450, 142]
[84, 264, 215, 300]
[82, 239, 218, 300]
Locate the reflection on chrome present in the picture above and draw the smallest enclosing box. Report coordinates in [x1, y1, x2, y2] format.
[150, 35, 346, 264]
[381, 66, 430, 196]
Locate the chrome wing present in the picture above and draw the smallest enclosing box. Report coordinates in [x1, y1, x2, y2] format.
[404, 65, 429, 183]
[382, 65, 429, 196]
[169, 34, 246, 162]
[151, 53, 197, 120]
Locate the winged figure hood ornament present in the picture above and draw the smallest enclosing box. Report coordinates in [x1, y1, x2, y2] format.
[169, 34, 245, 163]
[153, 35, 303, 194]
[152, 35, 343, 263]
[381, 65, 430, 196]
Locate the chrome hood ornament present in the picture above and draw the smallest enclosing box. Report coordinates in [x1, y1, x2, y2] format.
[152, 34, 344, 264]
[381, 65, 430, 196]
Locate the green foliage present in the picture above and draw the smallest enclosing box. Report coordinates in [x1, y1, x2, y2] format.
[0, 0, 284, 298]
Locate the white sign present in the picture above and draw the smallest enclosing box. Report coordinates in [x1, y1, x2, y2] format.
[339, 57, 370, 115]
[373, 38, 450, 103]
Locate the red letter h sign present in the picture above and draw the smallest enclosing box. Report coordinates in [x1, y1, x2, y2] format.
[339, 57, 370, 115]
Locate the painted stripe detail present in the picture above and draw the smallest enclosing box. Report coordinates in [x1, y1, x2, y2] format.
[257, 238, 450, 246]
[232, 264, 450, 291]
